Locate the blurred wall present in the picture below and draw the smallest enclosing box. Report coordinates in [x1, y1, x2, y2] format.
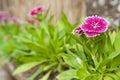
[86, 0, 120, 26]
[0, 0, 86, 23]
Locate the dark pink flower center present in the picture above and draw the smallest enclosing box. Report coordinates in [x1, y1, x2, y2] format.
[37, 7, 42, 12]
[30, 10, 37, 16]
[91, 22, 100, 29]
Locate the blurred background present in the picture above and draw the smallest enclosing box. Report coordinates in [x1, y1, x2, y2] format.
[0, 0, 120, 79]
[0, 0, 120, 25]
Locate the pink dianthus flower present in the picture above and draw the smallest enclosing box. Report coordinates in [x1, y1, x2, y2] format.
[73, 16, 109, 37]
[29, 5, 44, 16]
[0, 11, 9, 21]
[81, 16, 109, 37]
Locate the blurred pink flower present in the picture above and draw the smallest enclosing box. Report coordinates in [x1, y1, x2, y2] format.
[29, 9, 37, 16]
[3, 35, 10, 41]
[0, 11, 9, 21]
[27, 18, 35, 24]
[73, 27, 83, 35]
[36, 6, 44, 13]
[11, 17, 21, 24]
[29, 5, 44, 16]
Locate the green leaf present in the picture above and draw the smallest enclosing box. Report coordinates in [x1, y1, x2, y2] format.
[110, 31, 116, 44]
[28, 63, 57, 80]
[57, 69, 78, 80]
[76, 44, 86, 61]
[13, 62, 41, 75]
[77, 67, 89, 79]
[115, 69, 120, 78]
[22, 41, 48, 54]
[57, 20, 65, 31]
[108, 50, 120, 59]
[44, 6, 51, 19]
[40, 70, 51, 80]
[104, 33, 114, 52]
[61, 12, 73, 32]
[43, 62, 57, 71]
[114, 32, 120, 51]
[110, 54, 120, 68]
[48, 15, 54, 23]
[85, 74, 103, 80]
[72, 23, 79, 29]
[103, 76, 113, 80]
[114, 24, 119, 33]
[17, 56, 47, 63]
[28, 66, 44, 80]
[71, 34, 92, 55]
[62, 50, 82, 68]
[104, 73, 119, 80]
[61, 12, 71, 27]
[97, 50, 120, 70]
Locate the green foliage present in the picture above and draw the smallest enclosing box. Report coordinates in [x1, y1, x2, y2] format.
[0, 23, 21, 63]
[0, 11, 78, 80]
[59, 25, 120, 80]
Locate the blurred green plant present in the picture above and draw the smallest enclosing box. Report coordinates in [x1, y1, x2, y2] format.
[58, 24, 120, 80]
[0, 22, 22, 63]
[11, 11, 78, 80]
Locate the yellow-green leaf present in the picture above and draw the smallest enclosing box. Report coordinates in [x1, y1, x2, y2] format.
[13, 62, 41, 75]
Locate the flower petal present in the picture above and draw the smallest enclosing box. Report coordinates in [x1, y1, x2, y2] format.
[29, 9, 37, 16]
[73, 27, 83, 35]
[29, 5, 45, 16]
[36, 6, 45, 13]
[84, 31, 99, 37]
